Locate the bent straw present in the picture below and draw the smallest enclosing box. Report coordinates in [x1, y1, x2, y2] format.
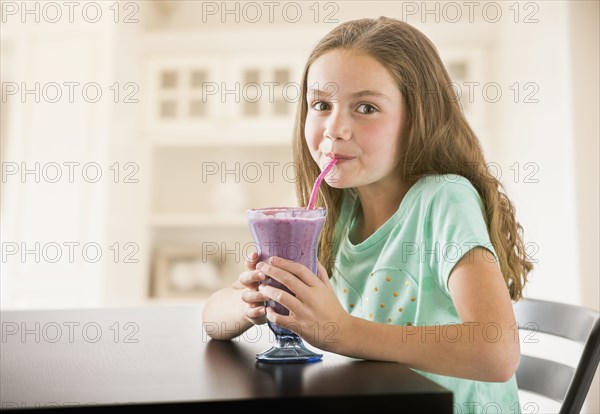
[307, 157, 338, 210]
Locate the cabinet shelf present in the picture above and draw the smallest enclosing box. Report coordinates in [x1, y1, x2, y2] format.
[146, 128, 294, 148]
[150, 213, 248, 229]
[151, 137, 292, 148]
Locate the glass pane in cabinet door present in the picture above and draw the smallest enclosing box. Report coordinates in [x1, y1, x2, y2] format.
[244, 69, 260, 84]
[274, 99, 288, 116]
[273, 68, 290, 116]
[160, 100, 177, 118]
[243, 69, 261, 117]
[244, 101, 259, 117]
[161, 71, 178, 89]
[191, 70, 207, 88]
[190, 100, 206, 118]
[274, 68, 289, 84]
[448, 62, 468, 80]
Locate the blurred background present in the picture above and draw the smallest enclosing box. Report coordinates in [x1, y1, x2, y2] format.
[1, 0, 598, 411]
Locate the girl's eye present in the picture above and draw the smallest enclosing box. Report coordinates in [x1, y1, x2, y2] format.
[312, 101, 331, 111]
[357, 103, 377, 114]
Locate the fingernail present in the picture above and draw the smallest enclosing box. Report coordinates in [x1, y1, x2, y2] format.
[269, 256, 276, 264]
[258, 271, 265, 279]
[256, 262, 265, 270]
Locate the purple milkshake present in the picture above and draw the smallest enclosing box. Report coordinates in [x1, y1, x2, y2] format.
[247, 207, 326, 362]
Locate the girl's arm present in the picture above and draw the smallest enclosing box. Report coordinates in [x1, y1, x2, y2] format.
[202, 252, 268, 341]
[338, 247, 520, 381]
[258, 247, 520, 382]
[201, 281, 253, 340]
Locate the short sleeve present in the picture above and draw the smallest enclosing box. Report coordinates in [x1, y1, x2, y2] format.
[423, 177, 498, 297]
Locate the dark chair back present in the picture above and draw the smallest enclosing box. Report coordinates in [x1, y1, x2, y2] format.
[513, 298, 600, 414]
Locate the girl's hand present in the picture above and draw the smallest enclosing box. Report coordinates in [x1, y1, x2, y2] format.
[257, 256, 349, 351]
[238, 251, 267, 326]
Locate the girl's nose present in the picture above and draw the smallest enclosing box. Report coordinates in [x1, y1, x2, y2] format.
[324, 110, 351, 141]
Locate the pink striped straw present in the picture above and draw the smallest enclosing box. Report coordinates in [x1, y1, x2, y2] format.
[307, 157, 338, 210]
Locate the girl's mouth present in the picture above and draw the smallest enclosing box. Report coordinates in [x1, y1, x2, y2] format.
[326, 152, 355, 162]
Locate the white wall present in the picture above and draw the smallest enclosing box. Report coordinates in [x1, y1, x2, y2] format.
[569, 2, 600, 412]
[0, 5, 149, 309]
[569, 1, 600, 313]
[493, 1, 581, 304]
[0, 19, 113, 308]
[493, 2, 599, 411]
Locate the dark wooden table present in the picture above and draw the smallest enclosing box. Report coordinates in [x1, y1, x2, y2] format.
[0, 305, 453, 412]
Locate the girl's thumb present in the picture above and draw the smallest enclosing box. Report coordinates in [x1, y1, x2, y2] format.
[246, 251, 258, 269]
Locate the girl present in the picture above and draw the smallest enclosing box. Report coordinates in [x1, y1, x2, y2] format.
[203, 16, 532, 413]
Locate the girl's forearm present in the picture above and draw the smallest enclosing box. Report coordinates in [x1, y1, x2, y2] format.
[333, 315, 520, 382]
[202, 287, 253, 340]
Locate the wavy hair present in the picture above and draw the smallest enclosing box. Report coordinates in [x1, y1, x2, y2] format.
[292, 17, 532, 300]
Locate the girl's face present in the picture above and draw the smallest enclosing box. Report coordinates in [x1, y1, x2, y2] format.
[304, 49, 406, 189]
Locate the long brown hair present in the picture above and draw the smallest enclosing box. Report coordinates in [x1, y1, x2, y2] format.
[292, 17, 532, 300]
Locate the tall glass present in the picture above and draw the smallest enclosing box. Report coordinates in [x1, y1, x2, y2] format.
[246, 207, 326, 362]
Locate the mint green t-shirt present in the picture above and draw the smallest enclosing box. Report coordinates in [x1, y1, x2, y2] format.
[330, 174, 520, 414]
